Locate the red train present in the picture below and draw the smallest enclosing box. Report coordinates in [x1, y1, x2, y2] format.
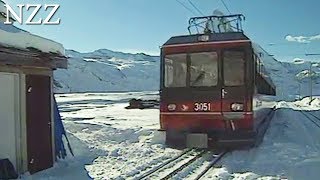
[159, 14, 276, 149]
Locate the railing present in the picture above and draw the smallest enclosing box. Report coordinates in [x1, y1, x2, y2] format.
[188, 14, 245, 35]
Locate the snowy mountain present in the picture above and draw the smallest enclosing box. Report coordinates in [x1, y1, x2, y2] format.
[54, 48, 320, 101]
[53, 49, 160, 93]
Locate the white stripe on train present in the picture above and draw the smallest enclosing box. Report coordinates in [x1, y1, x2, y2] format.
[160, 112, 253, 115]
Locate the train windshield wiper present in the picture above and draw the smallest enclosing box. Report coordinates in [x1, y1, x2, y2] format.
[191, 71, 205, 86]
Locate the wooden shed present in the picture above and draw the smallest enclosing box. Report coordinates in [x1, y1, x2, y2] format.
[0, 47, 67, 175]
[0, 7, 68, 175]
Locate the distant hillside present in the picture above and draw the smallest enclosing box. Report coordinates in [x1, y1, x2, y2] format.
[53, 49, 159, 93]
[54, 48, 320, 101]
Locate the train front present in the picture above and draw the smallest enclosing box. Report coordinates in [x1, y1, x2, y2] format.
[159, 31, 255, 149]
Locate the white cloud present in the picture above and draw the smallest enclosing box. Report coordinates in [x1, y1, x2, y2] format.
[293, 58, 304, 61]
[293, 58, 305, 64]
[285, 34, 320, 43]
[285, 35, 310, 43]
[309, 34, 320, 40]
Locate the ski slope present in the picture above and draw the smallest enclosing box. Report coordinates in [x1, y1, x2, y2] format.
[21, 93, 320, 180]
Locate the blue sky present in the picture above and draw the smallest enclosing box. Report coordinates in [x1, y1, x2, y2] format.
[4, 0, 320, 62]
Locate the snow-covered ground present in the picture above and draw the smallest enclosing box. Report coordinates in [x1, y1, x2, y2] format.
[205, 99, 320, 180]
[22, 93, 320, 180]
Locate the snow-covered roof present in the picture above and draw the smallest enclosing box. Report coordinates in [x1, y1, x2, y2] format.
[0, 1, 15, 22]
[0, 24, 65, 55]
[0, 1, 65, 55]
[0, 1, 5, 14]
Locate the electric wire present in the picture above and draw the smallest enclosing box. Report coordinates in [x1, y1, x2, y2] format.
[187, 0, 205, 16]
[220, 0, 231, 14]
[174, 0, 198, 16]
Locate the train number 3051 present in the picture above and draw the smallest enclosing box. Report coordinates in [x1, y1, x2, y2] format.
[194, 103, 211, 111]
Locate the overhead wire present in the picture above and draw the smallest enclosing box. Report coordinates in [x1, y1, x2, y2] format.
[220, 0, 231, 14]
[174, 0, 198, 16]
[187, 0, 205, 16]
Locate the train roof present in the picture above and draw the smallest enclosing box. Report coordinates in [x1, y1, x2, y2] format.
[163, 32, 250, 46]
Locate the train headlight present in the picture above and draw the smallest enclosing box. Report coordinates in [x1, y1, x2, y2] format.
[167, 104, 177, 111]
[231, 103, 244, 111]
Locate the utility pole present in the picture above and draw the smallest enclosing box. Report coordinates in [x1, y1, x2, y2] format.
[295, 75, 302, 100]
[299, 82, 301, 100]
[309, 62, 312, 105]
[305, 53, 320, 105]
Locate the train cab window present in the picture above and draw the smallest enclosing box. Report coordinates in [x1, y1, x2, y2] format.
[190, 52, 218, 87]
[164, 54, 187, 87]
[223, 51, 245, 86]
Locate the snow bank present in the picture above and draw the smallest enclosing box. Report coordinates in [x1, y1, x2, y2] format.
[217, 101, 320, 180]
[289, 158, 320, 180]
[293, 97, 320, 111]
[52, 92, 179, 179]
[203, 167, 281, 180]
[21, 133, 95, 179]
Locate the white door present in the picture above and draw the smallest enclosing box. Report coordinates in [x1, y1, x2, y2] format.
[0, 72, 19, 169]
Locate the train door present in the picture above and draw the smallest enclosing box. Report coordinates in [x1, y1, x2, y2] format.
[221, 50, 247, 130]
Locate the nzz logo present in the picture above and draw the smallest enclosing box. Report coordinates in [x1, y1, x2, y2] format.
[3, 4, 60, 25]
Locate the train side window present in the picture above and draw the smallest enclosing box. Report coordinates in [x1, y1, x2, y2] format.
[189, 52, 218, 87]
[164, 54, 187, 87]
[223, 51, 245, 86]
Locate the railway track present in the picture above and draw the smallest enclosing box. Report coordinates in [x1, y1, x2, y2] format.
[131, 109, 277, 180]
[299, 110, 320, 128]
[159, 150, 207, 180]
[136, 149, 206, 180]
[135, 148, 194, 179]
[134, 149, 228, 180]
[194, 151, 228, 180]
